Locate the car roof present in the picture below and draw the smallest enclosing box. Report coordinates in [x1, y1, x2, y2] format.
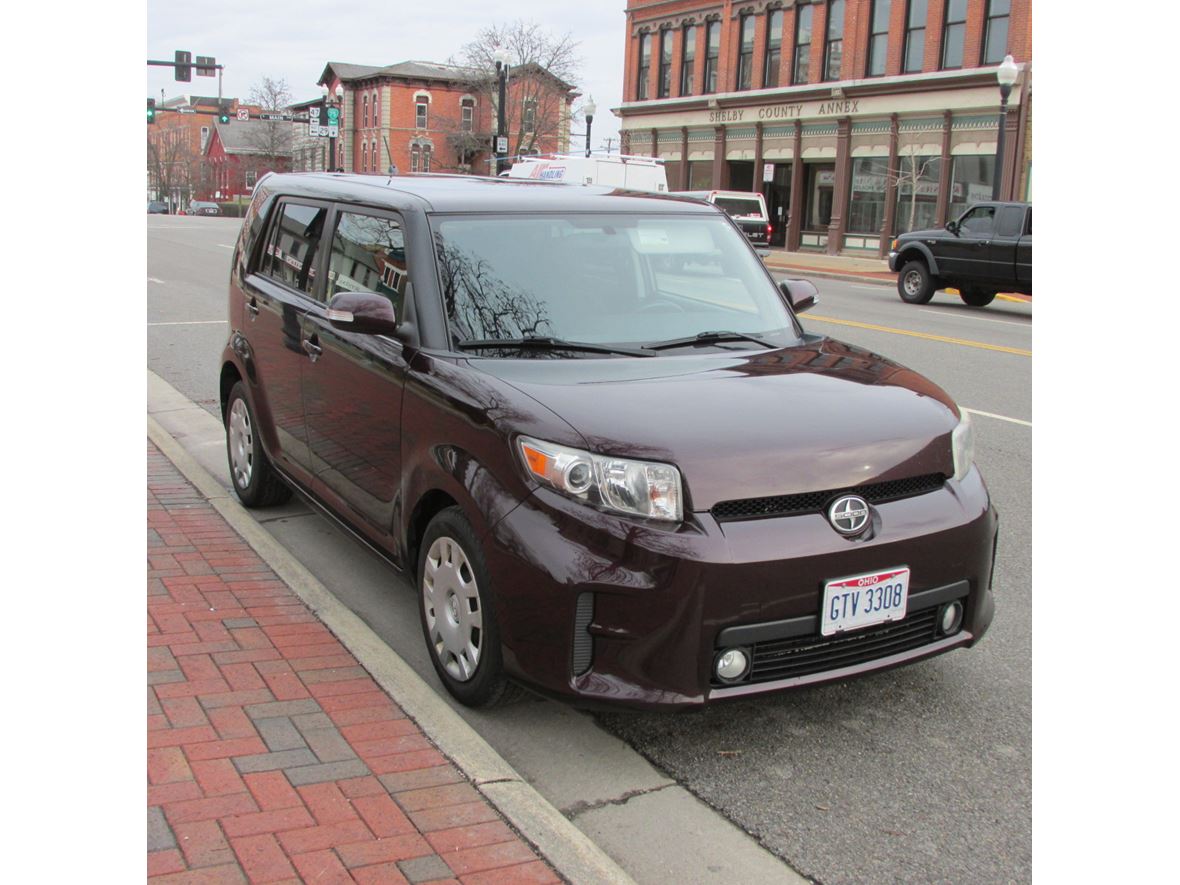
[260, 172, 717, 216]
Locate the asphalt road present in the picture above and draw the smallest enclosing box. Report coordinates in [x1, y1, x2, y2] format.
[148, 214, 1031, 884]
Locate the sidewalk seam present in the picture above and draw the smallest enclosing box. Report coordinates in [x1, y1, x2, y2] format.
[147, 415, 636, 885]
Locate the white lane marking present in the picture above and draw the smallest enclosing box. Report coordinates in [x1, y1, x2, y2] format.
[918, 308, 1031, 328]
[963, 408, 1031, 428]
[219, 244, 233, 249]
[148, 277, 166, 284]
[148, 320, 228, 326]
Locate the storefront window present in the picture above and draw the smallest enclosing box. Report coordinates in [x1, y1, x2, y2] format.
[805, 164, 836, 231]
[948, 155, 996, 220]
[847, 158, 889, 234]
[893, 154, 942, 234]
[688, 161, 713, 190]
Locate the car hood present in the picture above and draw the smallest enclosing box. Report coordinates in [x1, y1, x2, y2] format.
[472, 338, 960, 511]
[896, 226, 948, 244]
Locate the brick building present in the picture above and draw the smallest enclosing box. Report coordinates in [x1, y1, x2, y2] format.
[202, 119, 293, 202]
[316, 59, 576, 177]
[617, 0, 1031, 255]
[147, 95, 245, 209]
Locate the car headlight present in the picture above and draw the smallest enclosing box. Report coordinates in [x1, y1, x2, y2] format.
[890, 238, 899, 251]
[517, 436, 683, 522]
[951, 411, 975, 481]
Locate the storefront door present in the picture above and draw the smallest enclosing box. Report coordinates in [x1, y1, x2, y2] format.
[763, 163, 792, 247]
[804, 164, 836, 233]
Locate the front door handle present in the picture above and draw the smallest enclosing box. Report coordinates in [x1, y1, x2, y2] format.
[246, 297, 259, 319]
[302, 335, 323, 362]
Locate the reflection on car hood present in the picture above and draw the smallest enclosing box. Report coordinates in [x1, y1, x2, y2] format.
[474, 338, 959, 511]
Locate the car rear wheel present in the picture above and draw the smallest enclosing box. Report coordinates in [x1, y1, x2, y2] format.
[225, 381, 292, 507]
[418, 508, 523, 707]
[898, 261, 937, 304]
[960, 287, 997, 307]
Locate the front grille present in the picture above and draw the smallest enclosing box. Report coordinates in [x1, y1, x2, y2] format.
[736, 606, 943, 685]
[712, 473, 945, 522]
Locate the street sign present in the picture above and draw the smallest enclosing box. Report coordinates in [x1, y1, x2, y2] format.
[497, 136, 508, 153]
[195, 56, 216, 77]
[326, 107, 340, 125]
[237, 108, 249, 121]
[259, 112, 295, 121]
[177, 107, 196, 114]
[763, 163, 774, 182]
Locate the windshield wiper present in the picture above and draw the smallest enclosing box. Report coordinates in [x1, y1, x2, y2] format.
[456, 336, 655, 357]
[643, 330, 775, 352]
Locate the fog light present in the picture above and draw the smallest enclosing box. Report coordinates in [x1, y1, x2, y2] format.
[715, 648, 749, 682]
[938, 601, 964, 636]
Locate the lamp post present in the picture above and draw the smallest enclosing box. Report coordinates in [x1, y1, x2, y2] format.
[322, 83, 344, 172]
[584, 95, 596, 158]
[494, 48, 511, 175]
[991, 55, 1019, 200]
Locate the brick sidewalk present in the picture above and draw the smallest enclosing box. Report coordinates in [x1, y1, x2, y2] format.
[148, 441, 559, 884]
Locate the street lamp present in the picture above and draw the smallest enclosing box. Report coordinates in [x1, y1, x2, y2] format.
[584, 95, 596, 158]
[991, 55, 1019, 200]
[494, 48, 512, 175]
[322, 83, 345, 172]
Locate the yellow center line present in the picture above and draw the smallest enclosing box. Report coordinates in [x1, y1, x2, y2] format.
[806, 314, 1032, 357]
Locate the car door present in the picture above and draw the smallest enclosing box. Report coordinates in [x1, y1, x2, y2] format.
[300, 206, 411, 535]
[1015, 207, 1032, 289]
[941, 204, 997, 282]
[989, 205, 1026, 288]
[240, 198, 330, 482]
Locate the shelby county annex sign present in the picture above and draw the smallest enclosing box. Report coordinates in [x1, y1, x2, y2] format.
[708, 98, 860, 124]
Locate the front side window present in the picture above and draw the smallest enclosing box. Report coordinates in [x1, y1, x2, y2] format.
[637, 33, 652, 100]
[327, 211, 408, 315]
[416, 99, 428, 129]
[794, 5, 813, 84]
[982, 0, 1011, 65]
[737, 14, 756, 90]
[704, 21, 721, 94]
[958, 204, 996, 237]
[903, 0, 928, 73]
[764, 10, 783, 87]
[658, 29, 673, 97]
[867, 0, 891, 76]
[681, 25, 696, 95]
[941, 0, 968, 69]
[261, 201, 326, 295]
[432, 214, 801, 351]
[824, 0, 845, 81]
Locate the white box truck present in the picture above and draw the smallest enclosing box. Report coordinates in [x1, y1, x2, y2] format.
[505, 154, 668, 192]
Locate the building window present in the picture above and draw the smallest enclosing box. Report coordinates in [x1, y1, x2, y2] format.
[737, 13, 756, 90]
[363, 95, 369, 128]
[657, 29, 673, 97]
[903, 0, 927, 73]
[461, 98, 474, 132]
[416, 98, 428, 129]
[422, 146, 431, 173]
[949, 155, 996, 218]
[411, 145, 420, 173]
[361, 143, 368, 173]
[894, 153, 942, 233]
[763, 9, 783, 88]
[867, 0, 891, 76]
[523, 99, 536, 132]
[372, 141, 379, 172]
[704, 20, 721, 93]
[981, 0, 1010, 65]
[637, 33, 652, 100]
[793, 5, 813, 84]
[846, 158, 888, 233]
[372, 92, 379, 126]
[681, 25, 696, 95]
[200, 126, 210, 151]
[941, 0, 967, 69]
[824, 0, 845, 81]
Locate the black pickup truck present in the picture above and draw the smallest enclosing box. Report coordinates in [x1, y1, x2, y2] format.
[888, 201, 1032, 306]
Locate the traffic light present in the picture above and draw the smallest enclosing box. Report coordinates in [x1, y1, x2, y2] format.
[218, 103, 231, 125]
[175, 50, 192, 83]
[147, 98, 156, 124]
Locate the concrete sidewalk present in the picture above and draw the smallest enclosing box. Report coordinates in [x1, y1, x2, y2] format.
[148, 438, 631, 884]
[762, 248, 896, 284]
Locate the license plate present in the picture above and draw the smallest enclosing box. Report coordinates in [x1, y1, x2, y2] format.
[821, 567, 910, 637]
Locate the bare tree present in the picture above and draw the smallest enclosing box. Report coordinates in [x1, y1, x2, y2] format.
[147, 129, 203, 210]
[889, 145, 941, 233]
[448, 20, 581, 167]
[241, 76, 295, 167]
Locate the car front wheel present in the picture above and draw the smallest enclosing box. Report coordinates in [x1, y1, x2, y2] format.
[898, 261, 937, 304]
[225, 381, 292, 507]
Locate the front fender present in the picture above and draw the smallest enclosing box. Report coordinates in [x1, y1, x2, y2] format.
[897, 242, 941, 277]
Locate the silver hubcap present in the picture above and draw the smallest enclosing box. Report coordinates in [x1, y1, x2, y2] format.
[904, 271, 922, 295]
[423, 536, 483, 682]
[228, 399, 253, 489]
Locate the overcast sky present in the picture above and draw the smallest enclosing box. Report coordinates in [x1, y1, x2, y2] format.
[147, 0, 628, 152]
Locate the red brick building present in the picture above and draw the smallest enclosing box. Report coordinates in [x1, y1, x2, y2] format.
[147, 96, 244, 209]
[617, 0, 1031, 254]
[317, 60, 576, 177]
[202, 120, 293, 202]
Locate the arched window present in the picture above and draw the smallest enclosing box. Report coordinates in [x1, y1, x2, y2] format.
[363, 94, 369, 128]
[361, 143, 368, 172]
[372, 92, 379, 127]
[371, 140, 378, 172]
[414, 91, 431, 129]
[460, 96, 475, 133]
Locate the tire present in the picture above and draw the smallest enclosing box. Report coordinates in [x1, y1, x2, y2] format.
[418, 507, 523, 707]
[898, 260, 937, 304]
[225, 381, 292, 507]
[960, 287, 997, 307]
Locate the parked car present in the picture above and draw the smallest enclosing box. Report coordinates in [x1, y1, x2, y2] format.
[189, 201, 222, 216]
[221, 173, 996, 710]
[147, 200, 168, 215]
[889, 201, 1032, 306]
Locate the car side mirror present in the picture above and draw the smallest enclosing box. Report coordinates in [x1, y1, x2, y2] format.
[945, 220, 960, 236]
[779, 279, 818, 314]
[326, 291, 399, 337]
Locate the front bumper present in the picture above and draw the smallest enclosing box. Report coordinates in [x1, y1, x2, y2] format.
[888, 251, 901, 271]
[483, 468, 997, 710]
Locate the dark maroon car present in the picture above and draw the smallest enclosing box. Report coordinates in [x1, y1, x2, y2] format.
[220, 172, 996, 710]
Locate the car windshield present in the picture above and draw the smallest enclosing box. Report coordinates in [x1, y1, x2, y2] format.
[712, 197, 764, 219]
[432, 213, 799, 355]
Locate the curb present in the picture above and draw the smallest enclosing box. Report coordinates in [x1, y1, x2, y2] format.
[147, 415, 636, 885]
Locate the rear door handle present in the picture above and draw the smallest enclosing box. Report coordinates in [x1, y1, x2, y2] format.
[302, 335, 323, 361]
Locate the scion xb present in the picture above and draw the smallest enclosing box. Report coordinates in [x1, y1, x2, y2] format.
[220, 172, 996, 710]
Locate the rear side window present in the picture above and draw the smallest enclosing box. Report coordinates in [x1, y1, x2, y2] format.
[261, 201, 327, 295]
[326, 211, 410, 316]
[997, 206, 1024, 237]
